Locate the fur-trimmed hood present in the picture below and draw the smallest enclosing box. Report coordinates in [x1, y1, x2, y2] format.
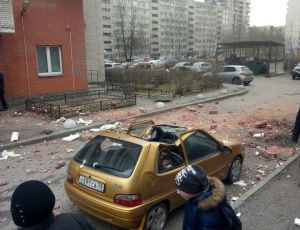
[197, 177, 225, 211]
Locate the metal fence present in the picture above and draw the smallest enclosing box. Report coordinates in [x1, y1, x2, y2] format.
[25, 89, 136, 118]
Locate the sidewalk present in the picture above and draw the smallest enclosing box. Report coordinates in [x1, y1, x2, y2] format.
[0, 84, 247, 151]
[236, 153, 300, 230]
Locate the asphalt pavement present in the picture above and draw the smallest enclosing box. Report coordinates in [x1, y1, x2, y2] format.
[236, 153, 300, 230]
[2, 75, 300, 230]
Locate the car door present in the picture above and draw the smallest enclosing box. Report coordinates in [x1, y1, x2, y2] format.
[220, 67, 236, 83]
[216, 67, 226, 82]
[179, 129, 227, 178]
[152, 144, 185, 210]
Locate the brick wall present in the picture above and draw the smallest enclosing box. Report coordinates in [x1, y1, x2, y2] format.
[0, 0, 88, 98]
[0, 0, 15, 33]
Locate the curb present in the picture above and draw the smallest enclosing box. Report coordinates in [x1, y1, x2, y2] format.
[0, 87, 248, 151]
[263, 72, 286, 78]
[232, 152, 300, 210]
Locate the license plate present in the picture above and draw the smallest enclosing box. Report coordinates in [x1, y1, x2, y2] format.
[78, 176, 105, 193]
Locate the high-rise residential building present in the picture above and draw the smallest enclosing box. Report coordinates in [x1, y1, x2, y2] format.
[285, 0, 300, 55]
[0, 0, 15, 33]
[100, 0, 250, 60]
[216, 0, 250, 41]
[83, 0, 105, 81]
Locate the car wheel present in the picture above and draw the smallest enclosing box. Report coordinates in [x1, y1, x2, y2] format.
[232, 77, 241, 85]
[244, 82, 249, 86]
[292, 74, 296, 80]
[226, 156, 242, 184]
[143, 203, 168, 230]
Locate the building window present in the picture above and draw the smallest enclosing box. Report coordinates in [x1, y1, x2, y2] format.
[103, 16, 111, 20]
[152, 7, 158, 10]
[101, 0, 110, 4]
[102, 8, 110, 12]
[103, 33, 111, 36]
[105, 49, 112, 52]
[103, 25, 111, 28]
[36, 46, 62, 76]
[152, 0, 158, 2]
[152, 14, 158, 17]
[104, 41, 112, 44]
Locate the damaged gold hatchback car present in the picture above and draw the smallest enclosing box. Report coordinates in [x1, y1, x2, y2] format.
[64, 120, 245, 229]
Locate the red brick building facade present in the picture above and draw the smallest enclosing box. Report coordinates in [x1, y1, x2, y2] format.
[0, 0, 88, 99]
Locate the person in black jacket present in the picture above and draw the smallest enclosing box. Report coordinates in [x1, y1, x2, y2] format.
[0, 72, 8, 111]
[292, 108, 300, 144]
[174, 165, 241, 230]
[11, 180, 94, 230]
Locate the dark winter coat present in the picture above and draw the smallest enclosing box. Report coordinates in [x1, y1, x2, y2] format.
[18, 213, 94, 230]
[182, 177, 226, 230]
[292, 108, 300, 143]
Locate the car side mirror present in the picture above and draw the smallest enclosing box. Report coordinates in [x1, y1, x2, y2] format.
[221, 145, 232, 154]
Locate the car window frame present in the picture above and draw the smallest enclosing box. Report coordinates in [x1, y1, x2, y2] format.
[179, 129, 222, 164]
[224, 67, 236, 72]
[157, 145, 184, 174]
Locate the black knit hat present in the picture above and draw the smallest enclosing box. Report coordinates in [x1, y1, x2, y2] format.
[174, 165, 208, 194]
[10, 180, 55, 227]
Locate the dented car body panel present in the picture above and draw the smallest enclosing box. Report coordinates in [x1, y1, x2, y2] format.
[65, 121, 245, 229]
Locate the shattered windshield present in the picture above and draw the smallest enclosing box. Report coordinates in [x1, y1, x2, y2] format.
[74, 136, 142, 178]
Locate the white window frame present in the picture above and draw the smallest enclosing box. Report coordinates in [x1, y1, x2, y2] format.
[36, 46, 63, 77]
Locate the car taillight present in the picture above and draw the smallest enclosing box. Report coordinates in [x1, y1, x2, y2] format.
[240, 71, 247, 76]
[114, 194, 142, 207]
[67, 173, 73, 183]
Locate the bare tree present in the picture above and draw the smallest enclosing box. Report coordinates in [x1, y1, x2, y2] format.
[133, 29, 150, 58]
[114, 0, 137, 61]
[114, 0, 128, 60]
[128, 1, 136, 60]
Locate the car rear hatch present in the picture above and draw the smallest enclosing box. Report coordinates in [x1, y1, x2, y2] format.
[240, 66, 253, 77]
[68, 134, 150, 204]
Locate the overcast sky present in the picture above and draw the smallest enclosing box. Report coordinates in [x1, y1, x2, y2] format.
[250, 0, 288, 26]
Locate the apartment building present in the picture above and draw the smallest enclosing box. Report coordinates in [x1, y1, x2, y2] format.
[216, 0, 250, 41]
[0, 0, 15, 33]
[0, 0, 88, 98]
[285, 0, 300, 55]
[100, 0, 250, 60]
[83, 0, 105, 81]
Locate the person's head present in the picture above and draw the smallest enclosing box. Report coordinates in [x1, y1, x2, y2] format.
[10, 180, 55, 228]
[174, 165, 208, 200]
[159, 150, 173, 170]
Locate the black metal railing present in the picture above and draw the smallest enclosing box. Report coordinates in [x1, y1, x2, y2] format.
[25, 90, 136, 118]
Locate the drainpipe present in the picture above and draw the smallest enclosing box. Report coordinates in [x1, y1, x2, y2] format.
[21, 0, 31, 96]
[66, 25, 75, 91]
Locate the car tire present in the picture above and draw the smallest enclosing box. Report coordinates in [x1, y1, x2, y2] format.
[244, 82, 249, 86]
[226, 156, 242, 184]
[292, 74, 296, 80]
[232, 77, 241, 85]
[143, 203, 168, 230]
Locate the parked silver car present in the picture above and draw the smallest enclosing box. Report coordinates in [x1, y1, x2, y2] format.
[206, 65, 254, 85]
[170, 62, 193, 71]
[191, 62, 212, 73]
